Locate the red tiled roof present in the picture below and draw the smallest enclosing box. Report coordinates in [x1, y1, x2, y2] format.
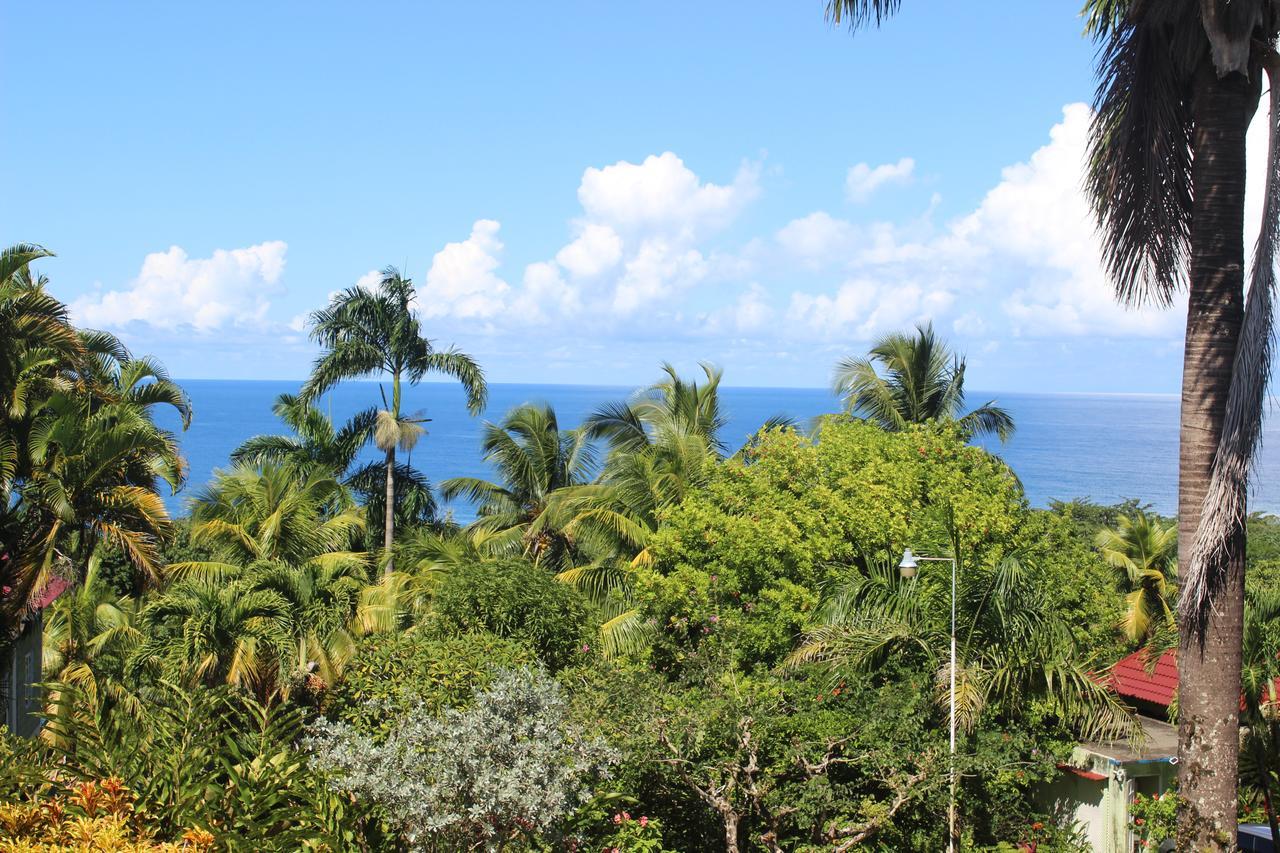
[1108, 649, 1280, 713]
[1109, 649, 1179, 708]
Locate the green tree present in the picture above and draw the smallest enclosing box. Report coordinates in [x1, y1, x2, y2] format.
[41, 552, 144, 728]
[1095, 511, 1178, 645]
[132, 578, 291, 698]
[585, 362, 728, 457]
[181, 464, 365, 568]
[231, 392, 438, 549]
[302, 267, 487, 568]
[831, 323, 1013, 442]
[440, 402, 594, 569]
[21, 337, 189, 592]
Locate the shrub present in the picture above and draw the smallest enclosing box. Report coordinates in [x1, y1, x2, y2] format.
[429, 560, 592, 670]
[310, 666, 617, 850]
[0, 777, 214, 851]
[323, 629, 535, 737]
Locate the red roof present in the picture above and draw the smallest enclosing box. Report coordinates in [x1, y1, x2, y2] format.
[1109, 650, 1180, 708]
[1057, 763, 1107, 782]
[1108, 649, 1280, 713]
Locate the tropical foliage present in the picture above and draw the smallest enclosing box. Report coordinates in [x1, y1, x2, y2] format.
[8, 249, 1268, 850]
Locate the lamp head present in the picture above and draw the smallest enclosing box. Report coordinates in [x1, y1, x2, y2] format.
[898, 548, 918, 578]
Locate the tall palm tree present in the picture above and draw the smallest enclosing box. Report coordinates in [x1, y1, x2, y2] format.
[302, 268, 487, 569]
[1084, 2, 1280, 842]
[1095, 511, 1178, 644]
[829, 2, 1280, 839]
[440, 402, 594, 568]
[232, 392, 438, 547]
[831, 323, 1013, 442]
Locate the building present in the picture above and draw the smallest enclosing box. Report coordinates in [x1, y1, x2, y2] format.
[1, 576, 69, 737]
[1040, 649, 1279, 852]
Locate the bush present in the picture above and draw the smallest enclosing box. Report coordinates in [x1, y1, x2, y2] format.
[310, 666, 617, 850]
[430, 560, 592, 670]
[323, 629, 535, 737]
[0, 777, 214, 851]
[5, 683, 381, 851]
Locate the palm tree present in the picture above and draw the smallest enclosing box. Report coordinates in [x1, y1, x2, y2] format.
[41, 551, 145, 731]
[831, 323, 1013, 442]
[22, 343, 189, 591]
[177, 463, 366, 571]
[302, 268, 487, 569]
[250, 557, 366, 689]
[440, 402, 594, 568]
[830, 2, 1279, 838]
[585, 362, 728, 457]
[1095, 511, 1178, 645]
[132, 578, 291, 698]
[232, 393, 438, 547]
[1083, 3, 1280, 842]
[791, 553, 1135, 741]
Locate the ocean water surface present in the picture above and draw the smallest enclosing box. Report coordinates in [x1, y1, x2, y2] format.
[154, 381, 1280, 520]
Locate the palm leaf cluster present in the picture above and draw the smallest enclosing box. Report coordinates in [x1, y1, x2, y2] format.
[791, 554, 1135, 744]
[0, 245, 190, 636]
[832, 323, 1013, 442]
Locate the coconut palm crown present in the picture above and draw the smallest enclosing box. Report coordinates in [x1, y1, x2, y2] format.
[832, 323, 1013, 443]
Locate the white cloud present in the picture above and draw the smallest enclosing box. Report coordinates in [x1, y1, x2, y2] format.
[72, 241, 287, 332]
[509, 261, 581, 323]
[776, 212, 858, 267]
[577, 151, 759, 239]
[973, 104, 1185, 338]
[787, 277, 954, 340]
[420, 219, 511, 320]
[555, 223, 623, 278]
[845, 157, 915, 202]
[611, 239, 708, 315]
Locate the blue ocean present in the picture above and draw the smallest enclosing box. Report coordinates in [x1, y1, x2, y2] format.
[153, 380, 1280, 520]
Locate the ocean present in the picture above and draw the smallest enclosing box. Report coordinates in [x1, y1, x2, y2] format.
[152, 380, 1280, 520]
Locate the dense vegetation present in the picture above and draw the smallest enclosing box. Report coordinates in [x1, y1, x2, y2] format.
[2, 253, 1278, 851]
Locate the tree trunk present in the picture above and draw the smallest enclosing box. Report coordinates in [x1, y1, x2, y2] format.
[722, 811, 739, 853]
[383, 446, 396, 573]
[1176, 61, 1257, 851]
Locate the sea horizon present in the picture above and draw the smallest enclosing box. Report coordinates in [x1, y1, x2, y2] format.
[154, 378, 1280, 520]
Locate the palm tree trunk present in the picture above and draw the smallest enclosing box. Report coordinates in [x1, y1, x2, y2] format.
[1176, 61, 1257, 851]
[384, 446, 395, 573]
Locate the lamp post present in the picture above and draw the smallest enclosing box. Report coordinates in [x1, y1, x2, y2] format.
[899, 547, 958, 853]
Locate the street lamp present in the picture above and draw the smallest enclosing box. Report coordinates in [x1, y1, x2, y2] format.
[899, 547, 958, 853]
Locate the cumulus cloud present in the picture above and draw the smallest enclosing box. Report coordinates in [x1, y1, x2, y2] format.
[787, 277, 954, 341]
[845, 157, 915, 202]
[72, 241, 287, 332]
[555, 223, 623, 278]
[577, 151, 760, 240]
[419, 220, 511, 320]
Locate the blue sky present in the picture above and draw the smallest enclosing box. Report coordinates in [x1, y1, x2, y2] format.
[3, 1, 1242, 392]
